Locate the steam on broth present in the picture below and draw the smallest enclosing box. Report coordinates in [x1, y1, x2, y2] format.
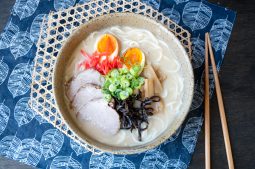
[65, 26, 183, 147]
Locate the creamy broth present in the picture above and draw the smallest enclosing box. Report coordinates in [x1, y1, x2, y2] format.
[65, 26, 183, 146]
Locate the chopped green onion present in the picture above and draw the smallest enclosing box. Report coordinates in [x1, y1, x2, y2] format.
[110, 69, 119, 78]
[109, 84, 117, 92]
[130, 65, 141, 76]
[119, 91, 129, 100]
[114, 89, 122, 97]
[103, 79, 111, 89]
[126, 87, 133, 95]
[120, 78, 130, 88]
[112, 78, 120, 86]
[103, 94, 112, 102]
[131, 78, 140, 89]
[119, 67, 129, 74]
[125, 73, 133, 80]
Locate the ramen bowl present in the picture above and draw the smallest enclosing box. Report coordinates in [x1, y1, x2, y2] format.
[53, 13, 194, 154]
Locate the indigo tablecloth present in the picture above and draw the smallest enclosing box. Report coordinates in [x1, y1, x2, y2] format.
[0, 0, 236, 168]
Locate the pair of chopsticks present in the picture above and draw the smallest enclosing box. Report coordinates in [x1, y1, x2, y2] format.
[204, 33, 235, 169]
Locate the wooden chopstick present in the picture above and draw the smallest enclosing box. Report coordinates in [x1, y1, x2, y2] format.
[204, 33, 210, 169]
[206, 33, 235, 169]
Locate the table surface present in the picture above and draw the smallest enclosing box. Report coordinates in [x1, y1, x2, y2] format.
[0, 0, 254, 169]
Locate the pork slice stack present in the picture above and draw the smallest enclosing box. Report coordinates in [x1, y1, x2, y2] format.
[66, 69, 120, 135]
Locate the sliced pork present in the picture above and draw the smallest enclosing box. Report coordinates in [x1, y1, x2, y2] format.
[78, 99, 120, 135]
[66, 69, 104, 100]
[72, 84, 103, 114]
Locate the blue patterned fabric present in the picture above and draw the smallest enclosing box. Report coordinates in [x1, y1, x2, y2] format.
[0, 0, 236, 168]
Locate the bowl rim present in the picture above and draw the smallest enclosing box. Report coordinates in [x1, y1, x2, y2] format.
[53, 12, 194, 154]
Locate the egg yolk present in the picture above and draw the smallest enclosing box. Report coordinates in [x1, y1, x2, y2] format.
[97, 34, 117, 55]
[122, 48, 143, 69]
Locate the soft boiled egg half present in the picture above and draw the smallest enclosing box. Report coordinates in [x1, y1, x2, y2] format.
[96, 34, 119, 60]
[122, 47, 145, 72]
